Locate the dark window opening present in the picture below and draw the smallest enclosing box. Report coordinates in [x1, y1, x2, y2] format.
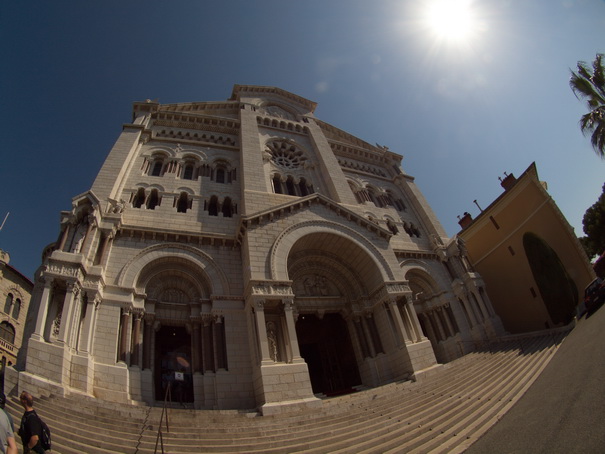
[151, 161, 163, 177]
[146, 189, 160, 210]
[216, 168, 225, 183]
[273, 175, 283, 194]
[208, 196, 219, 216]
[133, 188, 146, 208]
[176, 192, 190, 213]
[183, 164, 194, 180]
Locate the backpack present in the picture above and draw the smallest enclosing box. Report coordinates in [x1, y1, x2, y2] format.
[36, 413, 51, 452]
[22, 411, 51, 452]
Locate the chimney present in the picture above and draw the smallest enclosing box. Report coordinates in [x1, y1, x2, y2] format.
[458, 212, 473, 229]
[499, 172, 516, 191]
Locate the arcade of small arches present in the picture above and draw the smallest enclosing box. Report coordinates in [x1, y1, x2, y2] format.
[154, 129, 237, 147]
[130, 187, 237, 217]
[348, 181, 407, 212]
[144, 152, 236, 184]
[256, 116, 310, 134]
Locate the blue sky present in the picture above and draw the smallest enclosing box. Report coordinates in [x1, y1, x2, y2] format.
[1, 0, 604, 280]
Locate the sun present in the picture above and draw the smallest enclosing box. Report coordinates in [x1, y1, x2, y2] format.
[425, 0, 477, 44]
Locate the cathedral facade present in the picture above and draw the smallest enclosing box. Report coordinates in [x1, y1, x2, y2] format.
[14, 86, 503, 414]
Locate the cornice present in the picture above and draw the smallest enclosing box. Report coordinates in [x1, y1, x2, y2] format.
[230, 85, 317, 112]
[150, 112, 239, 136]
[117, 226, 239, 249]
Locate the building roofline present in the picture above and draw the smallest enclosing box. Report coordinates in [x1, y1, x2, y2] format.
[229, 85, 317, 112]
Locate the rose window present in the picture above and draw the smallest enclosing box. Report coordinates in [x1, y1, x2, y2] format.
[266, 140, 306, 170]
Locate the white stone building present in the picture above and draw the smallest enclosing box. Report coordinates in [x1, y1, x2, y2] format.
[13, 85, 503, 414]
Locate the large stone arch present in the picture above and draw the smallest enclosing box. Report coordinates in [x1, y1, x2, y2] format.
[404, 267, 441, 302]
[270, 221, 394, 285]
[117, 243, 230, 295]
[289, 250, 367, 303]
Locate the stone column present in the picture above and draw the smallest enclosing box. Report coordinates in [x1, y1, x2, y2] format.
[58, 282, 79, 345]
[432, 310, 447, 341]
[361, 316, 376, 357]
[253, 300, 272, 364]
[130, 311, 143, 367]
[119, 308, 131, 363]
[33, 278, 54, 339]
[441, 306, 456, 337]
[420, 313, 437, 343]
[202, 317, 215, 372]
[142, 317, 154, 370]
[99, 233, 115, 269]
[191, 320, 201, 373]
[282, 299, 302, 362]
[404, 300, 424, 342]
[214, 316, 227, 370]
[78, 293, 99, 353]
[80, 217, 97, 260]
[469, 292, 484, 322]
[58, 224, 71, 252]
[388, 299, 409, 344]
[459, 296, 477, 327]
[472, 289, 490, 320]
[353, 317, 370, 358]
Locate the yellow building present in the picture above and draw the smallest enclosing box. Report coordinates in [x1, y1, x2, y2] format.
[457, 163, 594, 333]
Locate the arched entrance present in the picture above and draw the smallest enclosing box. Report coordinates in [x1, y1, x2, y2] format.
[296, 313, 361, 395]
[154, 325, 194, 403]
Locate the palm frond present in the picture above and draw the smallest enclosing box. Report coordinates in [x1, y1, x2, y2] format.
[571, 54, 605, 158]
[591, 122, 605, 159]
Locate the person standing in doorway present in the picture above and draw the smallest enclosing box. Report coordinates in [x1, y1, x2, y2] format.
[17, 392, 44, 454]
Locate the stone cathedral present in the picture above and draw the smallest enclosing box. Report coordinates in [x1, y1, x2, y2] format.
[13, 85, 503, 414]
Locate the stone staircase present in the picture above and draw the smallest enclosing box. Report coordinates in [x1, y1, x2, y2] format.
[5, 331, 567, 454]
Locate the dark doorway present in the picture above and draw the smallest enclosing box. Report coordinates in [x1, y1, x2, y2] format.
[154, 325, 194, 403]
[296, 313, 361, 395]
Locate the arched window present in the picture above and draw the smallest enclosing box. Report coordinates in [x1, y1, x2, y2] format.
[150, 160, 164, 177]
[3, 294, 13, 314]
[132, 188, 146, 208]
[298, 177, 313, 196]
[146, 189, 161, 210]
[285, 176, 297, 196]
[176, 192, 191, 213]
[273, 175, 284, 194]
[222, 198, 234, 218]
[368, 188, 383, 208]
[216, 168, 225, 184]
[182, 164, 195, 180]
[12, 299, 21, 319]
[208, 196, 219, 216]
[0, 322, 15, 344]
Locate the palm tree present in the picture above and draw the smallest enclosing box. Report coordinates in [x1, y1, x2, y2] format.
[570, 53, 605, 159]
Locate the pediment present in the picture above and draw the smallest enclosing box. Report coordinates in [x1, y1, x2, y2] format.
[237, 193, 392, 241]
[230, 85, 317, 114]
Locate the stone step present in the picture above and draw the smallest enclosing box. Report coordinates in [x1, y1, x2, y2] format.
[7, 332, 566, 454]
[301, 336, 560, 454]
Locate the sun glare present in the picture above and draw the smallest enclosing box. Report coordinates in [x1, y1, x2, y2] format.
[425, 0, 477, 44]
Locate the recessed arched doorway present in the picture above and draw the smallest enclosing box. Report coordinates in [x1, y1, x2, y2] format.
[154, 325, 194, 403]
[296, 313, 361, 395]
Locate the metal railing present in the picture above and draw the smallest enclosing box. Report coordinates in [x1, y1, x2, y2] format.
[154, 383, 172, 454]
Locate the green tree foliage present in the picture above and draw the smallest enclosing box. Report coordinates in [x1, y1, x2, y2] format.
[570, 53, 605, 158]
[523, 232, 578, 325]
[579, 182, 605, 259]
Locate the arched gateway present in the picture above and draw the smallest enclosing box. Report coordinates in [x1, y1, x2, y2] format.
[13, 85, 503, 416]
